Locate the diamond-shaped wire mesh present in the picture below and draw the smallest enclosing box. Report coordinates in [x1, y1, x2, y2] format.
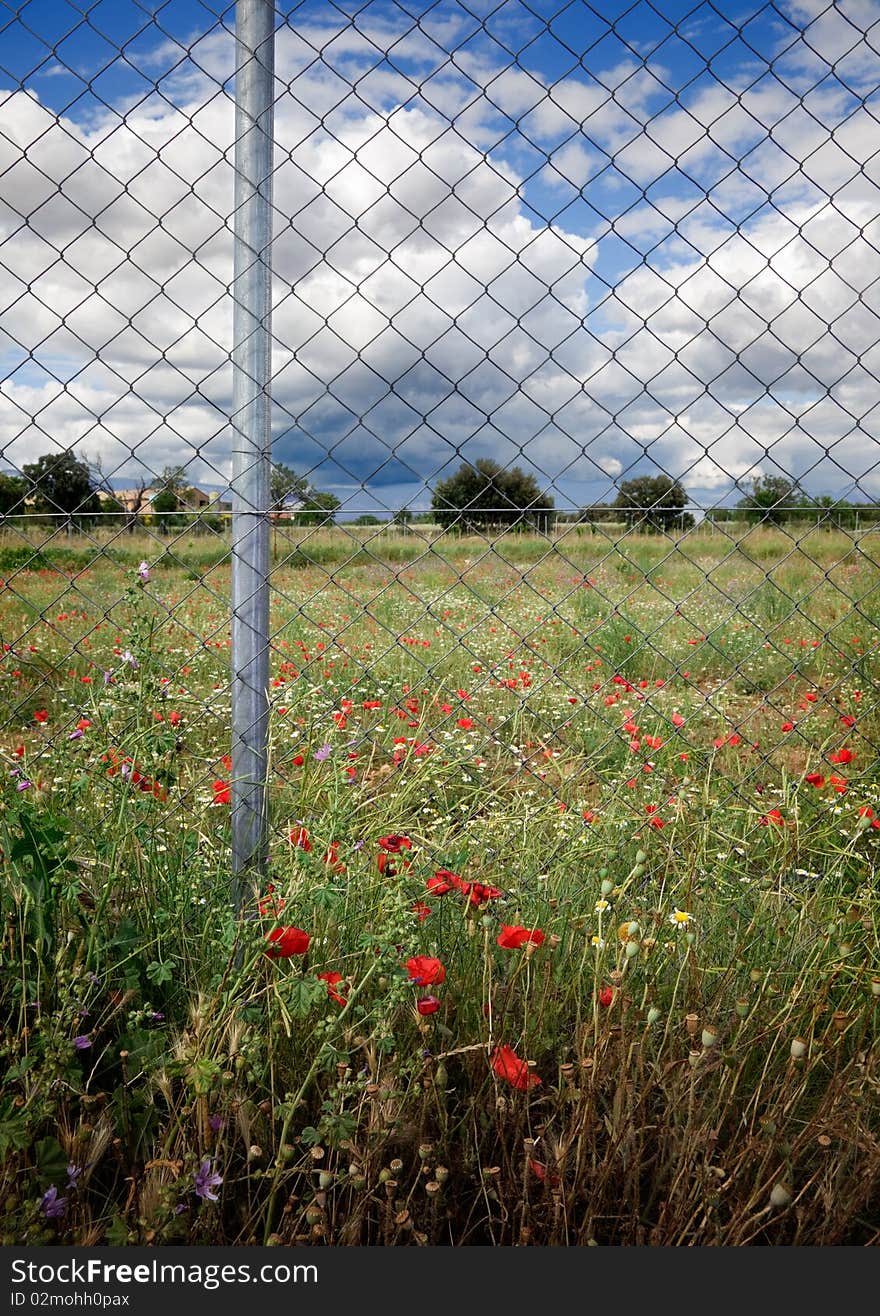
[2, 0, 880, 918]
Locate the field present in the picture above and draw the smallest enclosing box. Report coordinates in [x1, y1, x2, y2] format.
[1, 520, 880, 1245]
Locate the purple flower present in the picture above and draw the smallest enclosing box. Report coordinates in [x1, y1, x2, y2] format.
[66, 1164, 83, 1189]
[138, 561, 150, 583]
[69, 728, 83, 740]
[103, 670, 113, 686]
[121, 650, 138, 670]
[208, 1114, 224, 1133]
[16, 780, 31, 791]
[173, 1203, 187, 1216]
[40, 1186, 67, 1219]
[193, 1158, 222, 1202]
[314, 744, 332, 762]
[73, 1035, 91, 1051]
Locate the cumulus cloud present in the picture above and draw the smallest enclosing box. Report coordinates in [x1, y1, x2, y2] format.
[1, 0, 879, 512]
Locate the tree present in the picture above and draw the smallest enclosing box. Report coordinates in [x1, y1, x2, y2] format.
[21, 450, 101, 527]
[270, 461, 310, 513]
[614, 473, 693, 532]
[431, 459, 554, 531]
[0, 472, 26, 517]
[736, 475, 809, 526]
[291, 490, 341, 526]
[392, 508, 413, 530]
[353, 514, 382, 526]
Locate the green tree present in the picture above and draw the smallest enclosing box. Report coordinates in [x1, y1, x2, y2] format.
[736, 475, 810, 525]
[21, 450, 101, 528]
[353, 513, 382, 526]
[291, 490, 341, 526]
[614, 474, 693, 532]
[0, 472, 26, 517]
[270, 461, 310, 512]
[431, 459, 554, 531]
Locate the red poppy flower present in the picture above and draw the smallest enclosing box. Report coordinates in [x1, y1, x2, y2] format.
[289, 826, 311, 851]
[412, 901, 432, 922]
[378, 834, 412, 853]
[405, 955, 446, 986]
[598, 986, 614, 1007]
[265, 926, 310, 958]
[463, 880, 503, 907]
[491, 1044, 540, 1091]
[416, 995, 440, 1015]
[829, 748, 853, 765]
[258, 884, 286, 917]
[318, 970, 348, 1006]
[497, 925, 544, 950]
[427, 870, 458, 895]
[212, 780, 231, 805]
[805, 772, 825, 788]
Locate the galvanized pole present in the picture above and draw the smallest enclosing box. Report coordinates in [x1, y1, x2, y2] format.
[231, 0, 275, 915]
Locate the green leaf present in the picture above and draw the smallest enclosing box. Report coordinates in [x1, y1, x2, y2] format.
[146, 959, 175, 986]
[287, 976, 326, 1018]
[35, 1136, 68, 1186]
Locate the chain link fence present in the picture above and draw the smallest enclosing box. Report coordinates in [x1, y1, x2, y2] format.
[2, 0, 880, 907]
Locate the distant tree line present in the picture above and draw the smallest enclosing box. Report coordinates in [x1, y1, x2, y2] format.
[0, 451, 342, 532]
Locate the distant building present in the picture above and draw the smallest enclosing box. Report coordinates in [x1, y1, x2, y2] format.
[111, 486, 231, 514]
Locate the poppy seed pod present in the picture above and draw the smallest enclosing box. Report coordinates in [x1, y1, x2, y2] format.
[770, 1181, 792, 1208]
[790, 1036, 807, 1059]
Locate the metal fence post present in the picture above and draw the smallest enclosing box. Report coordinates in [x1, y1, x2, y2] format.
[230, 0, 275, 915]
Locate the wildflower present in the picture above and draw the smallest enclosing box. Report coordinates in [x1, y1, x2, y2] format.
[378, 834, 412, 853]
[313, 744, 332, 762]
[594, 898, 611, 913]
[412, 901, 432, 921]
[405, 955, 446, 986]
[427, 871, 458, 896]
[829, 748, 853, 765]
[497, 925, 544, 950]
[34, 709, 48, 723]
[66, 1164, 84, 1189]
[491, 1044, 540, 1091]
[137, 561, 150, 583]
[258, 884, 286, 917]
[461, 880, 503, 907]
[208, 1115, 224, 1133]
[668, 909, 693, 928]
[40, 1186, 67, 1219]
[265, 926, 310, 958]
[193, 1158, 223, 1202]
[212, 780, 231, 805]
[73, 1035, 91, 1050]
[318, 970, 348, 1006]
[289, 825, 311, 851]
[416, 995, 440, 1015]
[598, 986, 614, 1007]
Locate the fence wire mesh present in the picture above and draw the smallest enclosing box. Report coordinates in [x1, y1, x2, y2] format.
[2, 0, 880, 921]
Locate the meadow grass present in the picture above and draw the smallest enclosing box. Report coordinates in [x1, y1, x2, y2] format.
[1, 521, 879, 1244]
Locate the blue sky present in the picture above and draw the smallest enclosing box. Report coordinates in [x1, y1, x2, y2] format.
[2, 0, 880, 514]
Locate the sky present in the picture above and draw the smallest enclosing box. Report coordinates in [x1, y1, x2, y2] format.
[1, 0, 880, 515]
